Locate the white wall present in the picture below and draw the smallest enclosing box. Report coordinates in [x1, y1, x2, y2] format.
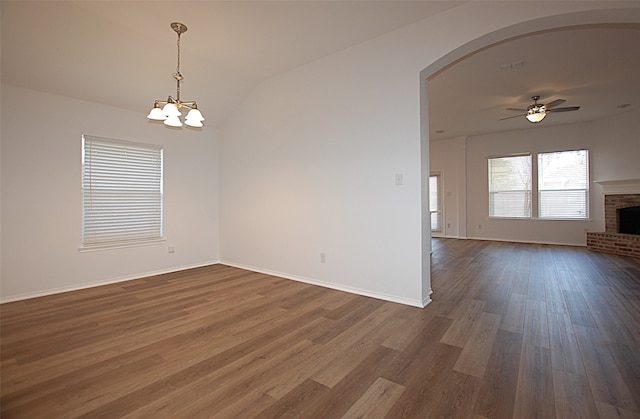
[0, 85, 220, 301]
[219, 2, 639, 306]
[431, 109, 640, 246]
[430, 137, 468, 239]
[219, 39, 425, 306]
[591, 109, 640, 183]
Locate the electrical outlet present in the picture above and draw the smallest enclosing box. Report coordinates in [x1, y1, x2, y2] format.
[168, 245, 175, 253]
[320, 253, 326, 263]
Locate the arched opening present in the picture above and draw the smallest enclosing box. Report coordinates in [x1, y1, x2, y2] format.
[419, 9, 640, 305]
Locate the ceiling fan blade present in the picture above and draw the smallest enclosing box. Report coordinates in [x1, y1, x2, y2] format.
[545, 99, 566, 109]
[547, 106, 580, 113]
[506, 107, 527, 111]
[499, 113, 526, 121]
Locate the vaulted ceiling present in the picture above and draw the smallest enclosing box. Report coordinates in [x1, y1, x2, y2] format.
[1, 1, 461, 127]
[2, 2, 639, 138]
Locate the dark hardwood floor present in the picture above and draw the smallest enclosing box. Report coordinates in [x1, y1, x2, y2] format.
[1, 238, 639, 418]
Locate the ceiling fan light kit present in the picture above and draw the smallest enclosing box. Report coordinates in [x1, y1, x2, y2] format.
[147, 22, 205, 128]
[526, 102, 547, 123]
[501, 95, 580, 123]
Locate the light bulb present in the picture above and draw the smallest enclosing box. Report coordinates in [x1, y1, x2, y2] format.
[162, 103, 181, 117]
[526, 112, 546, 123]
[185, 118, 203, 128]
[147, 106, 167, 121]
[186, 108, 204, 122]
[164, 115, 183, 127]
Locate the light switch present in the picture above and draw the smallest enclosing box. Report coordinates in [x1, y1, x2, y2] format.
[395, 173, 403, 186]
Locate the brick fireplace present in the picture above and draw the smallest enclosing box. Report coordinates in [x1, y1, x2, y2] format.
[587, 179, 640, 259]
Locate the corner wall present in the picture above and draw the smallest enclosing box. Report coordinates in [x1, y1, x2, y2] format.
[0, 85, 220, 301]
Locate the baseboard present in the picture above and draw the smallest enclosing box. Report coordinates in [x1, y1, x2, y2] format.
[3, 260, 431, 308]
[219, 260, 427, 308]
[0, 260, 220, 304]
[432, 234, 467, 239]
[464, 236, 587, 247]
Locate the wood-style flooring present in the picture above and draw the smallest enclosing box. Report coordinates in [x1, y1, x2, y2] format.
[1, 238, 639, 418]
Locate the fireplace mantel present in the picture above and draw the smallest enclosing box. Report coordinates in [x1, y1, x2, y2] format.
[593, 179, 640, 195]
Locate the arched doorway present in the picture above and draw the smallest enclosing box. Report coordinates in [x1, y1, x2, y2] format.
[419, 8, 640, 305]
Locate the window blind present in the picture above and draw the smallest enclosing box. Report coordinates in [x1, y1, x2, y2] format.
[488, 155, 532, 218]
[82, 135, 163, 248]
[538, 149, 589, 219]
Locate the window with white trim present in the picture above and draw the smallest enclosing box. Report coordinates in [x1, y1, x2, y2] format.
[488, 154, 532, 218]
[82, 135, 163, 248]
[429, 173, 442, 232]
[488, 149, 589, 220]
[538, 149, 589, 219]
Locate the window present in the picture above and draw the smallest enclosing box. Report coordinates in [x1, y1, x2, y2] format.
[429, 173, 442, 232]
[488, 149, 589, 220]
[82, 135, 163, 248]
[488, 155, 532, 218]
[538, 150, 589, 219]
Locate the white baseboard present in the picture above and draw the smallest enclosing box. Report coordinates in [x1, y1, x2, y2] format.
[0, 260, 220, 304]
[219, 260, 428, 308]
[464, 236, 586, 247]
[3, 260, 431, 309]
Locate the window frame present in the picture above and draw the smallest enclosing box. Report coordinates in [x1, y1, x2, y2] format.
[488, 153, 533, 219]
[487, 149, 590, 221]
[537, 149, 589, 220]
[429, 172, 443, 233]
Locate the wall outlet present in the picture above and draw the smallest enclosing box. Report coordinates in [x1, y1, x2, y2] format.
[168, 245, 175, 253]
[320, 253, 326, 263]
[478, 224, 482, 230]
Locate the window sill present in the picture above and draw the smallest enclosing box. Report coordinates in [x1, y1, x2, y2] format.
[79, 238, 166, 252]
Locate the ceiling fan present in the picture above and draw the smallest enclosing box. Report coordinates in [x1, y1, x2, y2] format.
[500, 95, 580, 123]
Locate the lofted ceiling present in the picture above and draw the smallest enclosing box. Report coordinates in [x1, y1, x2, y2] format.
[2, 2, 639, 137]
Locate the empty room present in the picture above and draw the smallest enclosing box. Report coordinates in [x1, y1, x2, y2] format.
[2, 1, 640, 417]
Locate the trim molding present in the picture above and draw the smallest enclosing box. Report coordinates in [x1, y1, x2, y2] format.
[2, 259, 428, 308]
[594, 179, 640, 195]
[0, 260, 220, 304]
[219, 260, 427, 308]
[464, 236, 586, 247]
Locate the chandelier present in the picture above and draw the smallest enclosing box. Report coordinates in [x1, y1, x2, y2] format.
[147, 22, 204, 128]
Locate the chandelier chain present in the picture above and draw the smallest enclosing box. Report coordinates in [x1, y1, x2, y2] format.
[174, 34, 182, 101]
[147, 22, 204, 128]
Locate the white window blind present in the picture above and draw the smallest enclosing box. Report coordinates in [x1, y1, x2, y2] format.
[82, 135, 163, 248]
[538, 149, 589, 219]
[488, 155, 532, 218]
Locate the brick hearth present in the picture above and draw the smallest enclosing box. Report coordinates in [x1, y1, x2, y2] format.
[587, 185, 640, 259]
[587, 231, 640, 258]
